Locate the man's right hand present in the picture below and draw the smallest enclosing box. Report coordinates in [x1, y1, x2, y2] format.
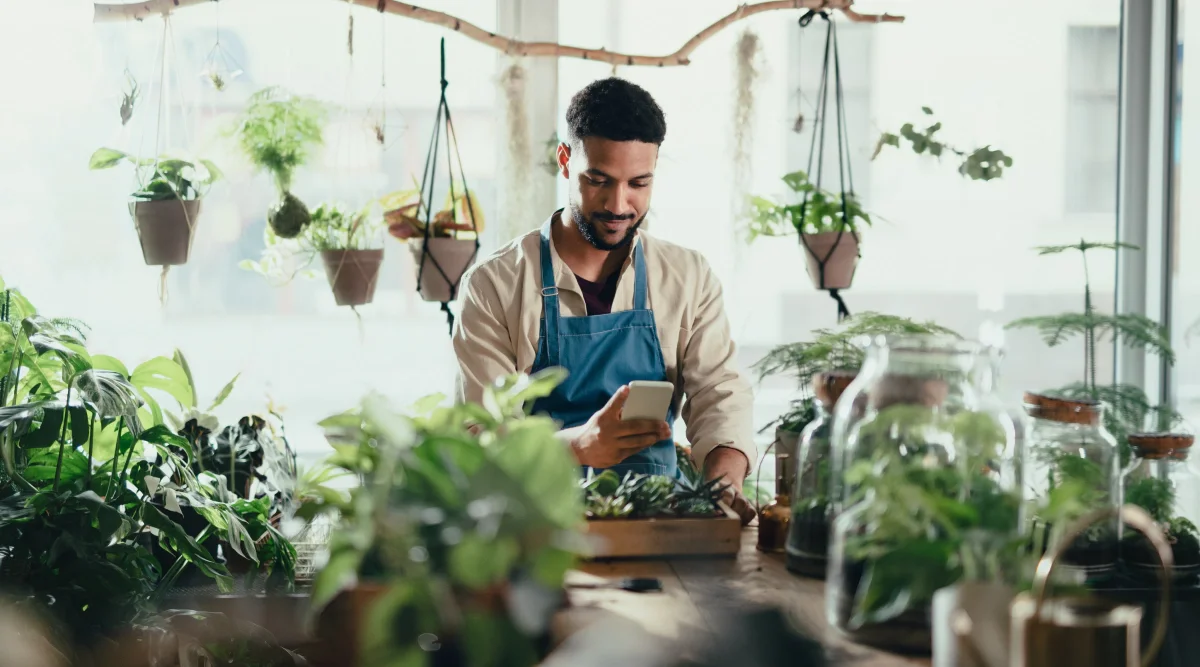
[569, 385, 671, 469]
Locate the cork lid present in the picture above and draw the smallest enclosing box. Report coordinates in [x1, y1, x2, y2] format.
[813, 371, 857, 407]
[1023, 392, 1100, 426]
[1128, 433, 1194, 460]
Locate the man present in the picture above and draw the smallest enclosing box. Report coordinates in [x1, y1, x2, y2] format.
[452, 77, 756, 523]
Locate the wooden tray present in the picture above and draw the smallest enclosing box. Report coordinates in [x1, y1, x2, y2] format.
[584, 503, 742, 559]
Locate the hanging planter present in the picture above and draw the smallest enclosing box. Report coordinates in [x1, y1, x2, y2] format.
[381, 38, 482, 334]
[242, 202, 386, 309]
[744, 11, 868, 321]
[130, 199, 203, 266]
[89, 148, 220, 266]
[321, 248, 383, 306]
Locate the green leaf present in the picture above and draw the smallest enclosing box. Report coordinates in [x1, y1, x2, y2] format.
[131, 356, 194, 409]
[25, 446, 89, 483]
[1034, 240, 1140, 256]
[198, 159, 223, 184]
[309, 548, 363, 615]
[18, 405, 64, 448]
[852, 539, 958, 627]
[172, 349, 197, 408]
[207, 373, 240, 412]
[488, 421, 585, 530]
[224, 508, 258, 562]
[450, 534, 518, 589]
[137, 423, 193, 461]
[89, 147, 129, 170]
[921, 106, 934, 115]
[142, 503, 232, 589]
[531, 546, 577, 588]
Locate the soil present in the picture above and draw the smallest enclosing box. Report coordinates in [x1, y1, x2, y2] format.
[1121, 529, 1200, 582]
[785, 508, 829, 579]
[1032, 521, 1118, 578]
[830, 559, 931, 655]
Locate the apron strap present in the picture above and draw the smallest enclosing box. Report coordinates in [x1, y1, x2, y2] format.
[632, 238, 647, 311]
[538, 221, 562, 366]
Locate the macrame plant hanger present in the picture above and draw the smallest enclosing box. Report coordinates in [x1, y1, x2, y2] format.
[416, 38, 480, 335]
[797, 9, 858, 323]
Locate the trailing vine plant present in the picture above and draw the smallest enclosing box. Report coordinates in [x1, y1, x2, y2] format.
[874, 107, 1013, 181]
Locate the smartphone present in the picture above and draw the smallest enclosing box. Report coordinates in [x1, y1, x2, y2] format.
[621, 380, 675, 422]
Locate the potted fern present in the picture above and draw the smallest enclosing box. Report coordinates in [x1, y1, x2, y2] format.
[1007, 241, 1178, 456]
[242, 202, 386, 307]
[382, 183, 484, 304]
[88, 148, 221, 265]
[232, 87, 328, 240]
[746, 170, 871, 290]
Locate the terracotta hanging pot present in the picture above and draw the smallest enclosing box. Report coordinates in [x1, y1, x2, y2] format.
[320, 249, 383, 307]
[409, 237, 479, 303]
[800, 231, 859, 290]
[130, 199, 202, 266]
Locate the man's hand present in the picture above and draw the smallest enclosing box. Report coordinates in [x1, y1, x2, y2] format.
[569, 386, 671, 469]
[703, 446, 756, 525]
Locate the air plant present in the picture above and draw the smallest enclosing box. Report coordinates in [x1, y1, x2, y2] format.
[120, 69, 138, 126]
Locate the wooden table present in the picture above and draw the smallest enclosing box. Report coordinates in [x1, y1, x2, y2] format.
[552, 527, 931, 667]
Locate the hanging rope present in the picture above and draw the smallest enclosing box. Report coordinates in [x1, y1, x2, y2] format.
[795, 9, 858, 323]
[414, 38, 481, 335]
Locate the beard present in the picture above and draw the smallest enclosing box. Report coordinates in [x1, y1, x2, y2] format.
[570, 204, 645, 251]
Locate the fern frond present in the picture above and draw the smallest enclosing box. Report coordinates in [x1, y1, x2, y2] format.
[752, 311, 960, 384]
[1034, 240, 1140, 256]
[1006, 312, 1173, 363]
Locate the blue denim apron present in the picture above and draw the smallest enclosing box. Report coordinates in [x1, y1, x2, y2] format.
[530, 220, 677, 478]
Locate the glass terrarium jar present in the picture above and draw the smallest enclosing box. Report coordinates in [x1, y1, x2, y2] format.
[786, 371, 857, 577]
[826, 336, 1020, 654]
[1120, 433, 1200, 580]
[1023, 393, 1119, 577]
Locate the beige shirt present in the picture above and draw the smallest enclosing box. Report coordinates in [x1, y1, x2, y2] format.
[451, 213, 756, 470]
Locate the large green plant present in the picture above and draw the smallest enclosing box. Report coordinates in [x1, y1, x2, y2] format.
[0, 278, 233, 649]
[745, 170, 872, 242]
[233, 87, 328, 239]
[873, 107, 1013, 181]
[88, 148, 221, 201]
[299, 369, 586, 667]
[1006, 241, 1178, 457]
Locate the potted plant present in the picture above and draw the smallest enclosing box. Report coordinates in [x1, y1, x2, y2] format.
[232, 87, 328, 240]
[752, 312, 959, 459]
[88, 148, 221, 266]
[873, 106, 1013, 181]
[242, 202, 386, 307]
[1007, 241, 1178, 458]
[297, 368, 585, 667]
[746, 170, 870, 290]
[382, 183, 484, 304]
[0, 276, 232, 656]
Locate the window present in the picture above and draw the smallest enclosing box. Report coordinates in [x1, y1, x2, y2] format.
[0, 0, 498, 466]
[1065, 26, 1121, 215]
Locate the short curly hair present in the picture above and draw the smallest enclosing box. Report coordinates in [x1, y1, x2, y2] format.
[565, 77, 667, 146]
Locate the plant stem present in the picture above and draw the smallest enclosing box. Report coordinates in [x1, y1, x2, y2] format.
[52, 384, 73, 492]
[1081, 245, 1097, 393]
[85, 410, 96, 490]
[1, 328, 26, 408]
[106, 417, 125, 500]
[115, 427, 140, 498]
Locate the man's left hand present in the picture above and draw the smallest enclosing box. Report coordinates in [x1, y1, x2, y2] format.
[703, 446, 756, 525]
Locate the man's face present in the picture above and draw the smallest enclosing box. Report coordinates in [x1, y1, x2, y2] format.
[558, 137, 657, 251]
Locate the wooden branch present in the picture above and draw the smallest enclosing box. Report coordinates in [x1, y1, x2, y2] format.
[94, 0, 903, 67]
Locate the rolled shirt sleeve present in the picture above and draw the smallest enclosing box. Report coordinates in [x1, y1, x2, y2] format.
[679, 257, 757, 474]
[452, 266, 518, 405]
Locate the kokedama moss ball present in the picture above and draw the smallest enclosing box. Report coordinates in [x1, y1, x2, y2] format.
[268, 191, 310, 239]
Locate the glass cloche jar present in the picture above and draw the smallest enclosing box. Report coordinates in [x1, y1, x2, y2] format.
[1022, 393, 1119, 577]
[1120, 433, 1200, 579]
[786, 371, 857, 578]
[825, 336, 1020, 654]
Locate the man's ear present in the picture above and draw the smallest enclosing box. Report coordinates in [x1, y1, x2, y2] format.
[556, 142, 571, 178]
